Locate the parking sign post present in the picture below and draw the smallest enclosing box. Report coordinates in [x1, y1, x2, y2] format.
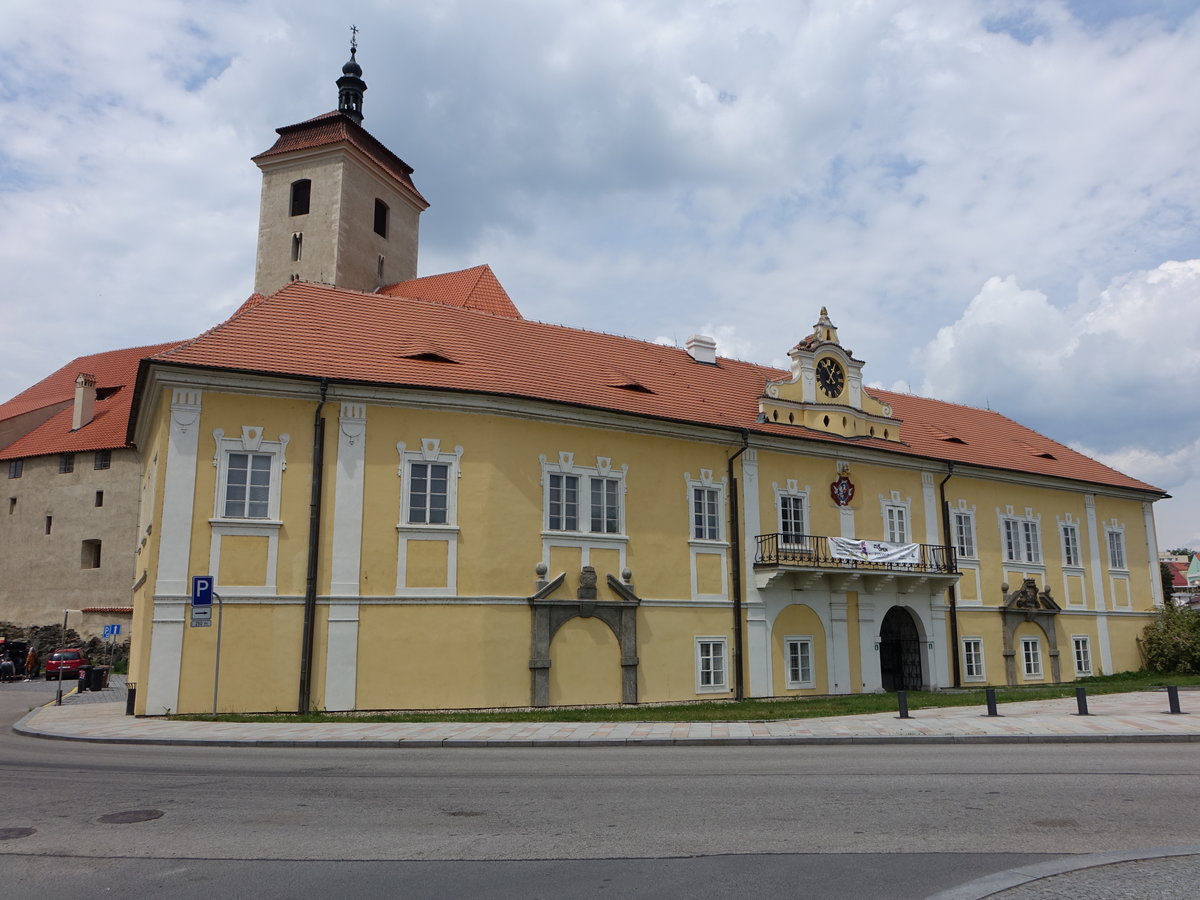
[192, 576, 223, 718]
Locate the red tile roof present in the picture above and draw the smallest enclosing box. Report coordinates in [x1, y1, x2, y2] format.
[145, 281, 1161, 495]
[1165, 560, 1188, 588]
[378, 265, 521, 319]
[0, 342, 182, 459]
[253, 111, 428, 208]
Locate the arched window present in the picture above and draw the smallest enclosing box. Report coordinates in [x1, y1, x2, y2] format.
[290, 179, 311, 216]
[374, 198, 389, 238]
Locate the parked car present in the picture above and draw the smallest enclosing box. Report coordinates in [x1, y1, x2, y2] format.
[44, 649, 89, 680]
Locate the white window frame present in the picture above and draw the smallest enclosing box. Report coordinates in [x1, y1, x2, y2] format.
[952, 507, 976, 559]
[1061, 521, 1082, 569]
[684, 469, 729, 601]
[695, 637, 728, 693]
[398, 440, 463, 530]
[1072, 635, 1093, 676]
[1105, 521, 1127, 571]
[212, 427, 289, 522]
[784, 635, 815, 689]
[540, 452, 628, 537]
[775, 479, 811, 549]
[880, 491, 911, 544]
[999, 507, 1042, 565]
[693, 485, 721, 541]
[1021, 637, 1043, 679]
[962, 637, 986, 681]
[686, 469, 725, 543]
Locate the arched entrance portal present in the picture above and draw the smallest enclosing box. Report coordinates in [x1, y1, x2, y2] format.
[879, 607, 923, 692]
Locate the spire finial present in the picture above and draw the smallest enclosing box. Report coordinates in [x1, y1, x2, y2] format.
[337, 26, 367, 124]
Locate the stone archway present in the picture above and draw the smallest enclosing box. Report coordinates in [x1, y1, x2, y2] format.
[998, 579, 1061, 685]
[879, 606, 923, 692]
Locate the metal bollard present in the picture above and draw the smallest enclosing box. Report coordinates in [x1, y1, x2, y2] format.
[985, 687, 1000, 717]
[1074, 686, 1090, 716]
[1166, 685, 1183, 715]
[897, 690, 911, 719]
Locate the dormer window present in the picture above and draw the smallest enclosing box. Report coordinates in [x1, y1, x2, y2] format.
[374, 198, 389, 238]
[289, 179, 311, 216]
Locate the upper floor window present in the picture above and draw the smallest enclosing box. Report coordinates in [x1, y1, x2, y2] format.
[290, 179, 311, 216]
[58, 453, 75, 474]
[291, 232, 303, 262]
[541, 452, 626, 536]
[776, 480, 809, 546]
[952, 509, 976, 558]
[212, 426, 288, 521]
[81, 539, 102, 569]
[374, 198, 389, 238]
[1060, 523, 1080, 567]
[398, 439, 463, 528]
[1001, 508, 1041, 564]
[7, 460, 21, 479]
[94, 449, 111, 470]
[693, 486, 720, 540]
[1106, 524, 1126, 570]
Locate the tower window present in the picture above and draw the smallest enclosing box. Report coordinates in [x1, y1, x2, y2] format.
[7, 460, 22, 479]
[290, 179, 311, 216]
[81, 539, 102, 569]
[95, 490, 104, 507]
[94, 449, 111, 470]
[291, 232, 303, 262]
[59, 453, 75, 474]
[374, 199, 389, 238]
[45, 515, 53, 535]
[377, 254, 385, 278]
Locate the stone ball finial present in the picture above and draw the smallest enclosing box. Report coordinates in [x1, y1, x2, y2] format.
[535, 562, 548, 578]
[622, 568, 632, 583]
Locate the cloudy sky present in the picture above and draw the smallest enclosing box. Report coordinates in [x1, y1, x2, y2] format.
[2, 0, 1198, 549]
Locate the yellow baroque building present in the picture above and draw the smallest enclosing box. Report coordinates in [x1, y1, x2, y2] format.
[126, 52, 1165, 715]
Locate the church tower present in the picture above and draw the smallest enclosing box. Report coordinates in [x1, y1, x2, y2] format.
[251, 37, 428, 296]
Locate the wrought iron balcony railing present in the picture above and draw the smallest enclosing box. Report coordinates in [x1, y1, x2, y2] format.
[755, 533, 957, 575]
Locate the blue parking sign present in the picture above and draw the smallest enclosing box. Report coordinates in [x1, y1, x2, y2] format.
[192, 575, 214, 606]
[103, 624, 121, 639]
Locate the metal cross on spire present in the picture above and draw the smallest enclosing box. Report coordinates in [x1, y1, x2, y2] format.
[350, 24, 359, 53]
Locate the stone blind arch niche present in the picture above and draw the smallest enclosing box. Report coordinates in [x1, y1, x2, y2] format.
[998, 579, 1061, 685]
[528, 564, 641, 707]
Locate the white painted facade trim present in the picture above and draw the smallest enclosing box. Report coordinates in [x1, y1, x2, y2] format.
[1084, 494, 1114, 674]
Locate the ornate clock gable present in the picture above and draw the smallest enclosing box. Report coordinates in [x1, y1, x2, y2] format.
[760, 308, 902, 442]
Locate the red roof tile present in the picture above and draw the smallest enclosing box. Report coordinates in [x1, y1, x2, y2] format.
[253, 111, 428, 207]
[1, 342, 182, 460]
[378, 265, 521, 318]
[145, 281, 1161, 496]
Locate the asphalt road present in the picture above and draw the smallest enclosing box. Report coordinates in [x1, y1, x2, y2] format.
[3, 684, 1197, 898]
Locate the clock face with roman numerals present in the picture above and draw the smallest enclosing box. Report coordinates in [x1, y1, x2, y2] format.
[816, 357, 845, 398]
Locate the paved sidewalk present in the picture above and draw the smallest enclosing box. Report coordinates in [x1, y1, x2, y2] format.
[12, 685, 1200, 747]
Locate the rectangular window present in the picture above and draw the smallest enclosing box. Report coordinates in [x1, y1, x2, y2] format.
[780, 496, 807, 545]
[548, 473, 579, 531]
[693, 487, 720, 541]
[885, 505, 908, 543]
[81, 539, 102, 569]
[1073, 636, 1092, 676]
[374, 198, 389, 238]
[290, 179, 311, 216]
[1021, 637, 1043, 678]
[696, 638, 727, 691]
[1107, 531, 1126, 570]
[953, 511, 975, 558]
[58, 453, 75, 474]
[7, 460, 22, 479]
[785, 637, 814, 688]
[45, 515, 52, 535]
[94, 490, 104, 508]
[1003, 517, 1041, 563]
[93, 449, 111, 470]
[7, 498, 14, 515]
[408, 461, 449, 525]
[1061, 524, 1081, 567]
[1023, 522, 1041, 564]
[223, 452, 272, 518]
[962, 638, 985, 680]
[590, 477, 620, 534]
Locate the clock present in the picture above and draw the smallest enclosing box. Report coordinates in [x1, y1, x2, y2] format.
[816, 357, 845, 398]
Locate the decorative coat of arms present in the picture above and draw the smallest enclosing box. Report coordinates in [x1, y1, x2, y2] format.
[830, 474, 855, 507]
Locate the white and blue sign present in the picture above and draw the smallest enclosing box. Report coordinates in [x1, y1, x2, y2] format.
[102, 624, 122, 639]
[192, 575, 214, 606]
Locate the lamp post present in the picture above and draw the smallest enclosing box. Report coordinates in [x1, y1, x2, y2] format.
[55, 609, 81, 706]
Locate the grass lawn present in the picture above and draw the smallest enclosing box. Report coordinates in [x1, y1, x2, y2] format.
[181, 671, 1200, 724]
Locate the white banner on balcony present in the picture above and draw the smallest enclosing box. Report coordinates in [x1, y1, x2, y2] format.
[828, 537, 920, 565]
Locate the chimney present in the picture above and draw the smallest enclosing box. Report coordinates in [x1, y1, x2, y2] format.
[72, 373, 97, 431]
[686, 334, 717, 365]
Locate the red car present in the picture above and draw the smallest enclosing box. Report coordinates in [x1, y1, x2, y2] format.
[44, 649, 89, 680]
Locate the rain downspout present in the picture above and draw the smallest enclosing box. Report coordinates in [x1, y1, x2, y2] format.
[728, 430, 750, 701]
[939, 464, 962, 688]
[298, 379, 328, 713]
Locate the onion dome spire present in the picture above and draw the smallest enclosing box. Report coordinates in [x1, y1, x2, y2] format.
[337, 25, 367, 124]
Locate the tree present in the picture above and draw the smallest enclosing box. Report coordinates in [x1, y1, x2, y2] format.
[1141, 603, 1200, 674]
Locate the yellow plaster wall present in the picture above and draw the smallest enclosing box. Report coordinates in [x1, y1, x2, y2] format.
[218, 535, 270, 586]
[549, 616, 622, 706]
[695, 552, 724, 596]
[636, 606, 734, 702]
[1107, 614, 1153, 673]
[769, 603, 829, 695]
[405, 540, 449, 589]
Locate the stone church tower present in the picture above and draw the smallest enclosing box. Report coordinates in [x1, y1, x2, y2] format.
[251, 43, 428, 296]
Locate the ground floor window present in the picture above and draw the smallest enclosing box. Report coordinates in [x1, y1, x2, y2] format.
[1021, 637, 1043, 678]
[696, 638, 728, 692]
[784, 636, 814, 689]
[1072, 636, 1092, 676]
[962, 638, 985, 680]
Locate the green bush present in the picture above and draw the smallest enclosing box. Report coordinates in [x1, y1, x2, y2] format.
[1142, 603, 1200, 673]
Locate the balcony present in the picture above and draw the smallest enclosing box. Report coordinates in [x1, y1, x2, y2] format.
[753, 533, 959, 594]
